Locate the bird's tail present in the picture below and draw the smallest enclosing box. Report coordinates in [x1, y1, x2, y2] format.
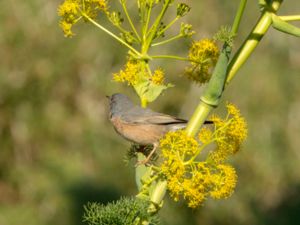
[168, 123, 187, 131]
[169, 120, 213, 131]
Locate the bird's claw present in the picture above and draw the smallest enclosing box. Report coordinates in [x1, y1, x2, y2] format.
[135, 158, 152, 167]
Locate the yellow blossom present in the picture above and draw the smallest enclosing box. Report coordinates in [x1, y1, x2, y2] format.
[185, 39, 219, 84]
[113, 61, 143, 86]
[59, 21, 74, 37]
[161, 157, 185, 180]
[198, 127, 213, 144]
[58, 0, 80, 23]
[182, 178, 206, 208]
[209, 103, 248, 163]
[160, 130, 199, 157]
[210, 164, 237, 199]
[151, 68, 165, 85]
[167, 176, 183, 202]
[58, 0, 108, 37]
[159, 103, 247, 208]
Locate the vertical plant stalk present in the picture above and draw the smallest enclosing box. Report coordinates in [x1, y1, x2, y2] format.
[143, 1, 154, 39]
[143, 0, 171, 53]
[186, 0, 248, 137]
[186, 44, 232, 137]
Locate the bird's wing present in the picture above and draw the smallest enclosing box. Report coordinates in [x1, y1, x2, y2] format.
[121, 106, 187, 125]
[138, 114, 187, 125]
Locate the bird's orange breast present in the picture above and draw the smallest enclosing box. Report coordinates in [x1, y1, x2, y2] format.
[110, 116, 167, 145]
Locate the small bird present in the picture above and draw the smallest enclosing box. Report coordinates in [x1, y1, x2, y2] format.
[108, 93, 209, 164]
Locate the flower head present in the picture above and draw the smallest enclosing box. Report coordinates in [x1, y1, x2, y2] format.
[209, 164, 237, 199]
[57, 0, 108, 37]
[58, 0, 81, 23]
[209, 103, 248, 163]
[113, 60, 143, 86]
[185, 39, 219, 84]
[158, 103, 247, 208]
[59, 20, 75, 37]
[151, 68, 165, 85]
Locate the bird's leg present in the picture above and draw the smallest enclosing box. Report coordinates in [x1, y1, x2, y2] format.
[135, 142, 158, 166]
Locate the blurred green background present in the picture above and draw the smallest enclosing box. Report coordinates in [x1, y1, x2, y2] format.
[0, 1, 300, 225]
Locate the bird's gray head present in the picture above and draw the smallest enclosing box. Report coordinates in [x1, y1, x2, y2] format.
[108, 93, 135, 117]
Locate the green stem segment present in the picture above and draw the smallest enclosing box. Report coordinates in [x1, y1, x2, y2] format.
[84, 14, 142, 57]
[151, 55, 190, 61]
[151, 34, 183, 47]
[279, 15, 300, 21]
[144, 0, 171, 52]
[120, 1, 141, 41]
[231, 0, 248, 35]
[201, 44, 232, 106]
[186, 102, 214, 137]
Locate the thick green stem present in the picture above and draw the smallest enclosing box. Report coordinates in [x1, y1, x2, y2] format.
[186, 102, 214, 136]
[201, 44, 232, 106]
[226, 0, 283, 84]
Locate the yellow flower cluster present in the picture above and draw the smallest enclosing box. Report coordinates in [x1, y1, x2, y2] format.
[207, 103, 248, 163]
[159, 103, 247, 208]
[160, 131, 238, 208]
[185, 39, 219, 84]
[113, 61, 142, 86]
[58, 0, 108, 37]
[113, 61, 166, 86]
[209, 164, 237, 199]
[151, 68, 165, 85]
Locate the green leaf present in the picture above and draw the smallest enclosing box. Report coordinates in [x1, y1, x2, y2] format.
[142, 83, 173, 103]
[134, 80, 173, 104]
[133, 80, 149, 98]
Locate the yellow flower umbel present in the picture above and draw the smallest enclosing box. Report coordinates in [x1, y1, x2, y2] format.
[159, 103, 247, 208]
[58, 0, 108, 37]
[151, 68, 165, 85]
[113, 60, 142, 86]
[203, 103, 248, 163]
[185, 39, 219, 84]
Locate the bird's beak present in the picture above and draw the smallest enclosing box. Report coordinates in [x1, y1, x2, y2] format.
[106, 95, 111, 100]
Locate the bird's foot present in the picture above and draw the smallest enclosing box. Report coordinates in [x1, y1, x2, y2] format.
[135, 159, 152, 167]
[135, 143, 158, 167]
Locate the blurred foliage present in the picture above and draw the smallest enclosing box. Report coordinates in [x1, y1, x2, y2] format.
[0, 1, 300, 225]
